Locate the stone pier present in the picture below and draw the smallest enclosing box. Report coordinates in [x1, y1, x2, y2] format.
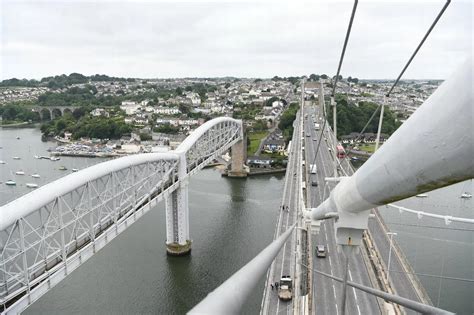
[227, 136, 248, 177]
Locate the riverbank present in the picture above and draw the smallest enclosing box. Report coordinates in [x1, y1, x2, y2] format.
[0, 122, 35, 128]
[248, 168, 286, 176]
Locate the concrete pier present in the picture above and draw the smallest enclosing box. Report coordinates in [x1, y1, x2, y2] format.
[227, 137, 248, 177]
[166, 240, 192, 256]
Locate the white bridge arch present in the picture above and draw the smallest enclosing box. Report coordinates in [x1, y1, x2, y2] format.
[0, 117, 244, 314]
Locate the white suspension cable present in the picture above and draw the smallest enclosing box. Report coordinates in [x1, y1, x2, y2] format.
[387, 204, 474, 225]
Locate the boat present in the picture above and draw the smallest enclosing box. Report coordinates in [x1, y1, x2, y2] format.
[50, 157, 60, 161]
[59, 166, 67, 171]
[0, 160, 6, 164]
[5, 180, 16, 186]
[72, 168, 79, 172]
[31, 173, 41, 178]
[26, 183, 39, 188]
[15, 171, 25, 175]
[40, 155, 50, 160]
[460, 192, 472, 199]
[12, 157, 21, 160]
[416, 194, 428, 198]
[16, 136, 20, 140]
[34, 155, 40, 159]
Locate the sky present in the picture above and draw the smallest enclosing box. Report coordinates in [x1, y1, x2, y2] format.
[0, 0, 472, 80]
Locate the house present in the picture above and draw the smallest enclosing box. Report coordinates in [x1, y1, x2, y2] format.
[154, 107, 181, 115]
[262, 139, 285, 153]
[90, 108, 110, 117]
[120, 101, 140, 115]
[156, 118, 179, 126]
[185, 92, 201, 106]
[247, 156, 273, 168]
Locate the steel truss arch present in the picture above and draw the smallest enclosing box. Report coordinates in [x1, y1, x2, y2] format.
[0, 117, 243, 314]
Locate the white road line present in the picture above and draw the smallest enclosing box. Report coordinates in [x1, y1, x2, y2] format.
[348, 270, 359, 302]
[332, 284, 337, 299]
[356, 304, 362, 315]
[335, 302, 339, 315]
[329, 256, 332, 268]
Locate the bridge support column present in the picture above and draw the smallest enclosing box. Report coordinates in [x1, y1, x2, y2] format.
[227, 137, 247, 178]
[165, 186, 191, 255]
[165, 152, 192, 255]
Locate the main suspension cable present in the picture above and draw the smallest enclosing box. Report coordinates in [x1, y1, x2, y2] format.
[386, 0, 451, 97]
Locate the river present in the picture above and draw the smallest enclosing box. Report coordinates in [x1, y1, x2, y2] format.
[1, 127, 472, 314]
[1, 127, 282, 314]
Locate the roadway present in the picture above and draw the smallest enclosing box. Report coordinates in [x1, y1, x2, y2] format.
[261, 109, 302, 315]
[303, 104, 381, 315]
[312, 103, 430, 314]
[321, 107, 430, 313]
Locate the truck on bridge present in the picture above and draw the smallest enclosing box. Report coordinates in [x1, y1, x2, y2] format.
[278, 276, 293, 301]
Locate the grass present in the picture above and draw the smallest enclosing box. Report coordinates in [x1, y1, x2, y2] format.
[247, 131, 269, 156]
[357, 143, 381, 153]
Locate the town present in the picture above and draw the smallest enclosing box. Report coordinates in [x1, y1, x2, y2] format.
[0, 74, 441, 169]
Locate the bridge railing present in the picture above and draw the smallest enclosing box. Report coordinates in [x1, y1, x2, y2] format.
[0, 154, 179, 308]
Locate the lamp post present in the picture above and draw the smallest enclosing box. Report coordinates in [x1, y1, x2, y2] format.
[386, 232, 398, 282]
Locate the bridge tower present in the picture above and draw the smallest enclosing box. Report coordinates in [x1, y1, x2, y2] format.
[165, 152, 192, 255]
[227, 133, 247, 177]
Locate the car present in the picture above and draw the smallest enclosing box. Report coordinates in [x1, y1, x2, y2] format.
[316, 245, 326, 258]
[313, 139, 317, 141]
[311, 180, 318, 186]
[306, 134, 310, 137]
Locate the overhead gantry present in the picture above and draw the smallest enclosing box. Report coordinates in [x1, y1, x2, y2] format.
[0, 117, 244, 314]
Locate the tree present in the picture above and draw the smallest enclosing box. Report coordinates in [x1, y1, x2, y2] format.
[252, 120, 267, 131]
[309, 74, 320, 81]
[139, 133, 152, 141]
[175, 87, 183, 96]
[327, 96, 401, 138]
[224, 83, 231, 89]
[287, 77, 299, 85]
[179, 104, 190, 114]
[265, 96, 279, 107]
[321, 74, 328, 79]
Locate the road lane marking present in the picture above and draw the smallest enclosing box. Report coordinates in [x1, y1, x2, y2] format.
[353, 287, 358, 301]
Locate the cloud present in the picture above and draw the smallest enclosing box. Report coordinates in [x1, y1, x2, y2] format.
[0, 0, 471, 79]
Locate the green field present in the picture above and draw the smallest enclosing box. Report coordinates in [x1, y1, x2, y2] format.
[357, 143, 380, 153]
[247, 131, 269, 156]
